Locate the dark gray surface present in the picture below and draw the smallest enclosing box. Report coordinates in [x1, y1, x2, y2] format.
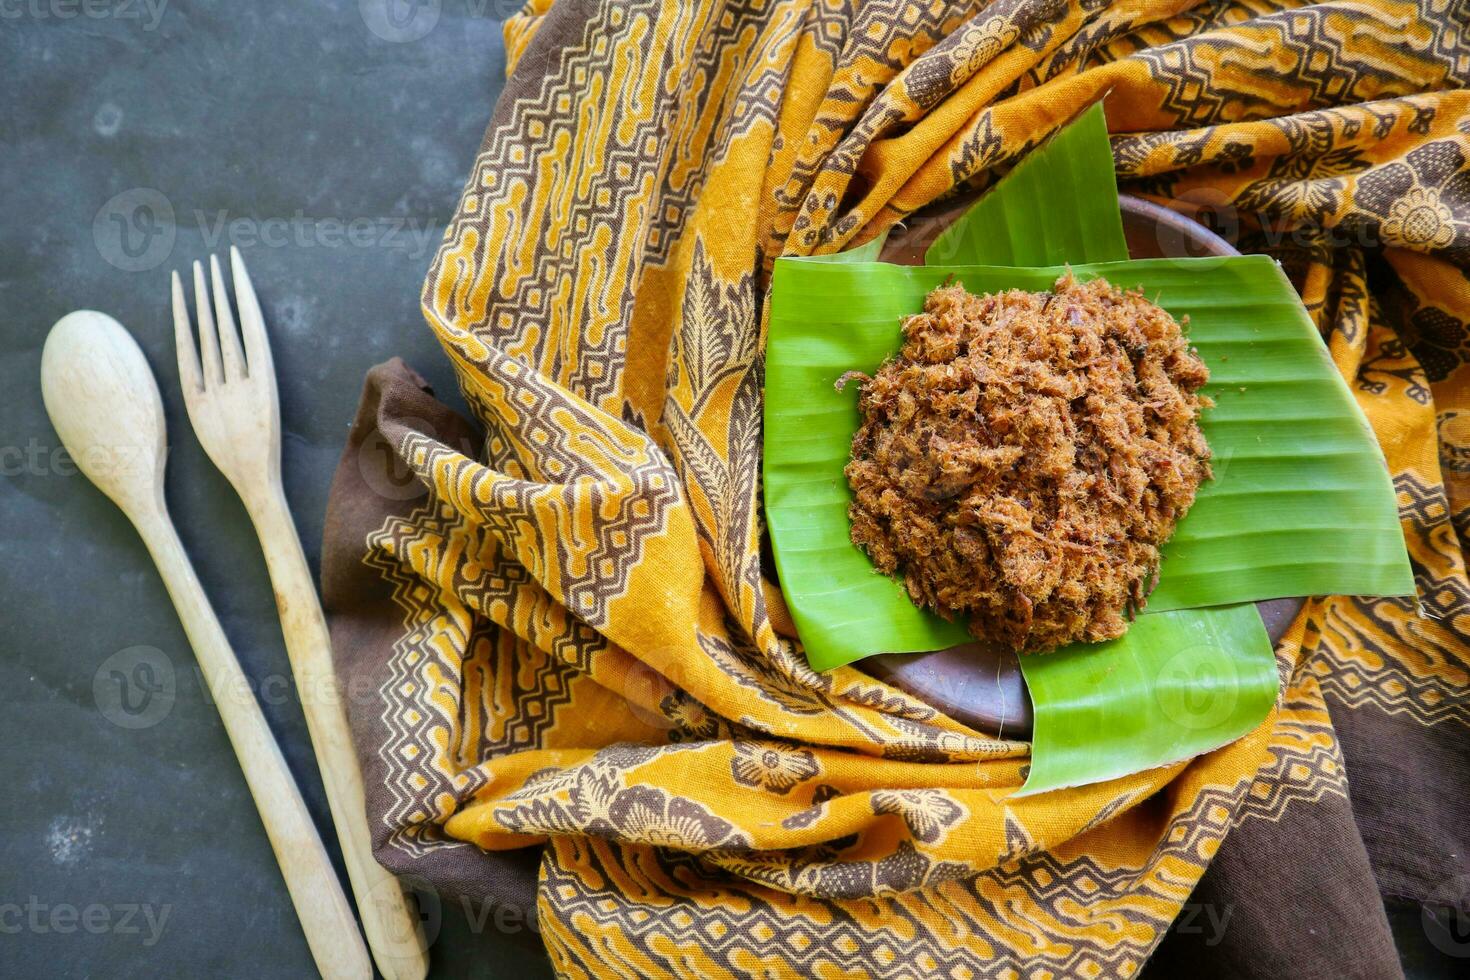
[1, 2, 552, 977]
[1, 4, 1461, 980]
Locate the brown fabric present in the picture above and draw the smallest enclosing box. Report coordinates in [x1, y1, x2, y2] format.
[1333, 686, 1470, 903]
[320, 359, 542, 936]
[320, 0, 1470, 975]
[1147, 755, 1403, 979]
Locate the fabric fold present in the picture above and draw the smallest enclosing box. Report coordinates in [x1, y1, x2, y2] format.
[322, 0, 1470, 975]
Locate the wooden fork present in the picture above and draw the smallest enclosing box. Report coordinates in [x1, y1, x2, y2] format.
[172, 248, 429, 980]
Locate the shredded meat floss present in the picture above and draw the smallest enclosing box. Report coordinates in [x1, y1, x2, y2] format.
[843, 274, 1213, 653]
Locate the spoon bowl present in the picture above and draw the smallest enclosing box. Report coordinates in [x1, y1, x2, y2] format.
[40, 310, 167, 520]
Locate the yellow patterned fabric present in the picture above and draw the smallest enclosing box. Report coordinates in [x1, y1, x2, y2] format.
[325, 1, 1470, 975]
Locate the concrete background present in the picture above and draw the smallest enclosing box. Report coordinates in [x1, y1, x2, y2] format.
[1, 1, 553, 976]
[0, 1, 1458, 977]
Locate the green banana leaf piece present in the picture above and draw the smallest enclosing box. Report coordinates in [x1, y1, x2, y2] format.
[925, 102, 1127, 267]
[810, 227, 890, 263]
[762, 254, 1401, 793]
[764, 255, 1412, 672]
[917, 101, 1282, 796]
[763, 105, 1410, 794]
[1016, 603, 1279, 795]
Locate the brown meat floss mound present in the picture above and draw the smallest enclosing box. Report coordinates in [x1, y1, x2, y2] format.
[843, 274, 1212, 653]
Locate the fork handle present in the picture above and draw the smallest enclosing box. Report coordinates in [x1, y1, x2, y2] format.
[248, 484, 431, 980]
[134, 509, 372, 980]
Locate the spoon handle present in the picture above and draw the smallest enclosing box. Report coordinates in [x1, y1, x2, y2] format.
[135, 510, 372, 980]
[249, 484, 429, 980]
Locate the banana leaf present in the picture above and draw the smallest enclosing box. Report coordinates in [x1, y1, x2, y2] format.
[1016, 603, 1279, 795]
[764, 255, 1412, 672]
[763, 254, 1413, 793]
[762, 106, 1410, 794]
[925, 102, 1126, 267]
[918, 108, 1411, 612]
[810, 227, 890, 263]
[918, 103, 1286, 795]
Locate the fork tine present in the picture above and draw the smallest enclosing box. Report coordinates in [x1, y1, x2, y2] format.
[230, 247, 273, 378]
[192, 260, 223, 386]
[171, 270, 203, 394]
[209, 254, 247, 379]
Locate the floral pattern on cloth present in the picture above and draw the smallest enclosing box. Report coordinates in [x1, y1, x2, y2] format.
[321, 0, 1470, 975]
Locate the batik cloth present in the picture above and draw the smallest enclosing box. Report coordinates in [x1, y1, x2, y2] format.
[322, 1, 1470, 975]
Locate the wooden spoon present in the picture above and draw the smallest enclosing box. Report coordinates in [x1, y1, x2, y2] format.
[41, 310, 372, 980]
